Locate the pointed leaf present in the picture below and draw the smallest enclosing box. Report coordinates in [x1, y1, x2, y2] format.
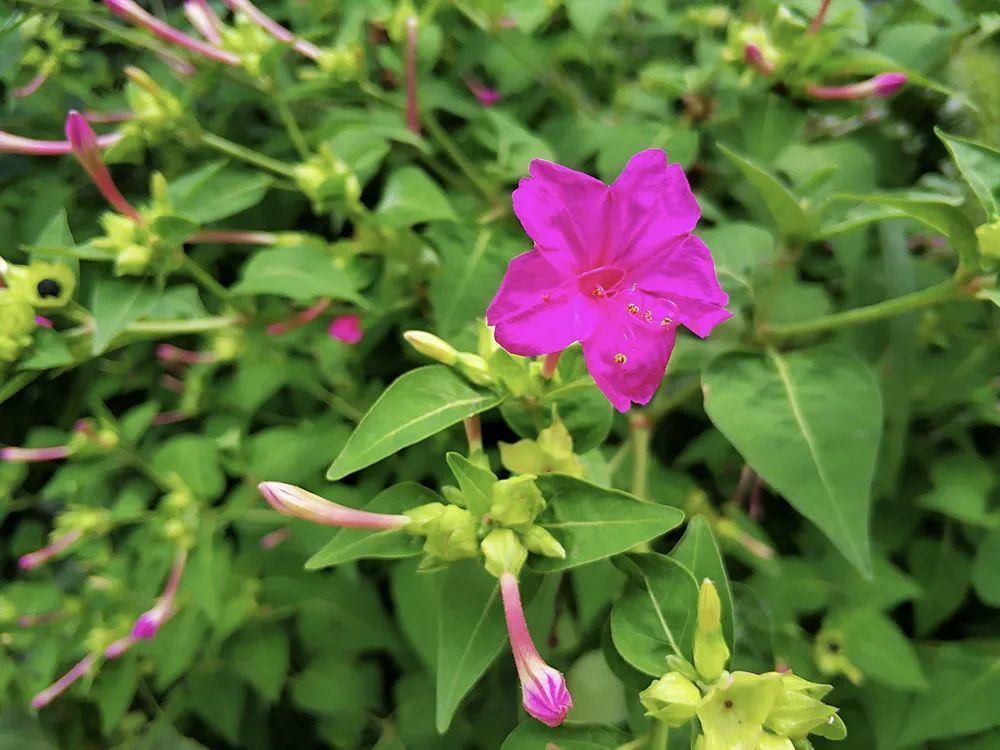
[445, 452, 497, 517]
[670, 515, 735, 650]
[233, 243, 364, 304]
[836, 607, 927, 691]
[89, 277, 158, 355]
[375, 167, 456, 228]
[167, 162, 272, 223]
[937, 128, 1000, 221]
[703, 348, 881, 574]
[327, 366, 503, 480]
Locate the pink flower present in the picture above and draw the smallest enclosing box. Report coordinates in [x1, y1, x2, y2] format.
[14, 69, 51, 99]
[328, 314, 363, 344]
[104, 0, 240, 66]
[66, 110, 142, 221]
[464, 76, 501, 107]
[1, 444, 71, 464]
[258, 481, 409, 529]
[806, 72, 907, 100]
[18, 530, 83, 570]
[0, 129, 122, 156]
[30, 654, 96, 709]
[132, 549, 186, 640]
[486, 149, 730, 411]
[500, 572, 572, 726]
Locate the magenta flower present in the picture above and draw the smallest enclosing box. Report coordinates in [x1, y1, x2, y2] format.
[0, 129, 122, 156]
[66, 110, 142, 221]
[500, 572, 572, 726]
[104, 0, 240, 66]
[258, 481, 409, 529]
[486, 149, 730, 411]
[132, 549, 186, 640]
[18, 529, 83, 570]
[30, 654, 96, 710]
[328, 314, 363, 344]
[806, 72, 907, 100]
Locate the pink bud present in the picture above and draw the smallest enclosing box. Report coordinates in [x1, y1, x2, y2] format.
[805, 72, 907, 100]
[104, 0, 240, 65]
[328, 314, 363, 344]
[266, 299, 331, 335]
[1, 444, 72, 464]
[65, 110, 142, 221]
[34, 315, 54, 328]
[464, 76, 501, 107]
[18, 530, 83, 571]
[222, 0, 322, 60]
[260, 527, 291, 549]
[184, 0, 223, 45]
[500, 573, 573, 727]
[744, 44, 775, 76]
[30, 654, 96, 709]
[257, 482, 410, 529]
[131, 550, 186, 640]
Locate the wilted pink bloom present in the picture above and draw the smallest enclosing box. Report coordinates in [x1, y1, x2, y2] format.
[500, 572, 572, 726]
[486, 149, 730, 411]
[258, 482, 409, 529]
[806, 72, 907, 100]
[0, 129, 122, 156]
[328, 314, 363, 344]
[18, 530, 83, 571]
[184, 0, 223, 45]
[266, 299, 331, 335]
[744, 44, 775, 76]
[405, 16, 420, 135]
[30, 654, 96, 709]
[104, 0, 240, 66]
[464, 76, 501, 107]
[132, 549, 187, 640]
[66, 110, 142, 221]
[222, 0, 322, 60]
[35, 315, 54, 328]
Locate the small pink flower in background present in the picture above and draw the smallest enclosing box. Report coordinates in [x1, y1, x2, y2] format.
[464, 76, 501, 107]
[486, 149, 730, 411]
[328, 314, 363, 344]
[806, 72, 907, 100]
[18, 529, 83, 570]
[132, 549, 187, 640]
[258, 482, 409, 529]
[30, 654, 96, 710]
[499, 572, 572, 726]
[259, 527, 291, 549]
[156, 343, 217, 366]
[66, 110, 142, 221]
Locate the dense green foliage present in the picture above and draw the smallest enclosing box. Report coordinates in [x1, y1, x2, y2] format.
[1, 1, 999, 748]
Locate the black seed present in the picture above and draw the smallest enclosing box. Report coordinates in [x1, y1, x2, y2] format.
[724, 700, 734, 709]
[36, 279, 62, 298]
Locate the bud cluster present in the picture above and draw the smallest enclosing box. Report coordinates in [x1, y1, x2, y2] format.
[639, 580, 845, 749]
[0, 259, 77, 364]
[499, 420, 585, 478]
[293, 145, 362, 216]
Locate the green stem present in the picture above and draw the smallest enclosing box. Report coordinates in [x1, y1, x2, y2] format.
[649, 722, 669, 750]
[273, 96, 311, 159]
[630, 412, 652, 500]
[200, 132, 297, 178]
[761, 279, 964, 339]
[123, 316, 239, 337]
[422, 113, 498, 204]
[181, 256, 250, 313]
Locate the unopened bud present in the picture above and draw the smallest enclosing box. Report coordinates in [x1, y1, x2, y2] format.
[640, 672, 702, 726]
[115, 244, 152, 276]
[457, 352, 493, 386]
[490, 475, 546, 529]
[694, 579, 729, 681]
[481, 528, 527, 577]
[521, 525, 565, 560]
[976, 220, 1000, 258]
[421, 504, 479, 562]
[404, 330, 458, 365]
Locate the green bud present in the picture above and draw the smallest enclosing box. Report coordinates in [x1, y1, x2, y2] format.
[403, 502, 447, 535]
[0, 596, 16, 624]
[665, 655, 700, 682]
[814, 630, 863, 686]
[293, 145, 361, 215]
[115, 244, 152, 276]
[487, 347, 532, 396]
[456, 352, 493, 386]
[481, 528, 527, 578]
[6, 261, 76, 309]
[696, 672, 783, 750]
[313, 45, 364, 81]
[490, 475, 546, 529]
[403, 330, 458, 365]
[441, 485, 466, 507]
[211, 330, 244, 362]
[763, 673, 839, 739]
[694, 579, 730, 681]
[521, 525, 566, 560]
[639, 672, 702, 727]
[976, 220, 1000, 258]
[499, 420, 584, 477]
[422, 505, 479, 562]
[0, 292, 36, 363]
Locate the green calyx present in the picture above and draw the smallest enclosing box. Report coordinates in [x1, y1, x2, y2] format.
[404, 503, 479, 566]
[499, 420, 584, 478]
[640, 672, 701, 727]
[481, 528, 527, 578]
[489, 475, 546, 529]
[5, 260, 76, 310]
[293, 145, 361, 215]
[0, 291, 37, 363]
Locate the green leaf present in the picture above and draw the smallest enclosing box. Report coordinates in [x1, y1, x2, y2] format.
[95, 654, 140, 736]
[908, 536, 970, 636]
[836, 607, 927, 690]
[703, 348, 882, 574]
[390, 560, 441, 670]
[670, 515, 735, 650]
[232, 243, 363, 304]
[152, 435, 224, 499]
[531, 474, 685, 572]
[565, 0, 618, 38]
[186, 669, 246, 745]
[167, 162, 272, 223]
[18, 329, 74, 371]
[327, 366, 502, 480]
[972, 527, 1000, 607]
[89, 277, 158, 355]
[375, 167, 456, 228]
[717, 143, 814, 240]
[610, 554, 700, 675]
[501, 722, 627, 749]
[305, 483, 439, 569]
[435, 561, 508, 732]
[0, 708, 60, 750]
[445, 452, 497, 516]
[937, 128, 1000, 221]
[227, 624, 289, 702]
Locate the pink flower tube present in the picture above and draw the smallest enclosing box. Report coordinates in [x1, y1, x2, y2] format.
[744, 44, 775, 76]
[14, 68, 51, 99]
[500, 572, 572, 726]
[65, 110, 142, 221]
[0, 130, 122, 156]
[258, 482, 410, 529]
[18, 530, 83, 570]
[184, 0, 223, 45]
[104, 0, 240, 66]
[132, 549, 187, 640]
[266, 299, 331, 335]
[31, 654, 97, 709]
[155, 343, 217, 366]
[806, 72, 907, 100]
[0, 444, 71, 463]
[188, 229, 277, 245]
[222, 0, 322, 60]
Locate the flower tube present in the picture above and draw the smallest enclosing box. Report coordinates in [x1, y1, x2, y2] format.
[104, 0, 240, 65]
[30, 654, 96, 709]
[222, 0, 322, 60]
[183, 0, 223, 45]
[132, 549, 187, 639]
[65, 110, 142, 221]
[0, 130, 122, 156]
[258, 482, 410, 529]
[806, 73, 907, 100]
[265, 299, 331, 335]
[1, 444, 72, 463]
[18, 530, 83, 570]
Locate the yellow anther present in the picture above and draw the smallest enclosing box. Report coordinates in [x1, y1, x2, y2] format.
[614, 353, 627, 364]
[627, 303, 640, 314]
